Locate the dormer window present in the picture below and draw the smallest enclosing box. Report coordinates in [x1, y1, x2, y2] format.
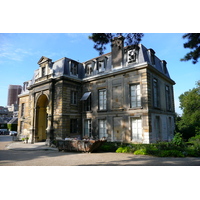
[85, 63, 93, 76]
[42, 67, 46, 77]
[96, 56, 107, 73]
[97, 60, 105, 73]
[162, 60, 167, 74]
[70, 61, 78, 76]
[148, 48, 155, 65]
[128, 49, 136, 63]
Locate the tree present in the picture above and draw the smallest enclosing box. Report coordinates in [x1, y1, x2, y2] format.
[177, 81, 200, 140]
[181, 33, 200, 64]
[88, 33, 144, 55]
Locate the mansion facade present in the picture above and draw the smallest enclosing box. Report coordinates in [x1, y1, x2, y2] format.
[18, 36, 175, 145]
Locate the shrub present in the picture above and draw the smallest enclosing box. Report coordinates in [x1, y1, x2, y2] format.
[158, 150, 185, 157]
[188, 135, 200, 147]
[172, 132, 185, 146]
[134, 149, 148, 155]
[116, 146, 131, 153]
[100, 142, 121, 152]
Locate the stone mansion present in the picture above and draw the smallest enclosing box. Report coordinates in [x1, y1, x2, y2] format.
[18, 36, 175, 145]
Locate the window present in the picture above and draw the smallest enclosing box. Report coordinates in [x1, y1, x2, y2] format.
[153, 78, 159, 108]
[80, 92, 91, 111]
[131, 118, 142, 142]
[165, 85, 171, 111]
[99, 89, 107, 110]
[20, 121, 24, 134]
[162, 60, 167, 74]
[41, 67, 46, 77]
[71, 61, 78, 76]
[70, 119, 78, 133]
[130, 84, 141, 108]
[128, 49, 136, 63]
[151, 54, 155, 65]
[99, 119, 107, 139]
[71, 91, 77, 105]
[97, 60, 105, 73]
[84, 95, 91, 111]
[148, 48, 155, 65]
[84, 119, 91, 137]
[21, 103, 25, 117]
[85, 63, 93, 75]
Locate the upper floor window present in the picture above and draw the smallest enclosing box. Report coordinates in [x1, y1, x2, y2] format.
[70, 61, 78, 76]
[130, 84, 141, 108]
[165, 85, 171, 111]
[84, 95, 91, 111]
[71, 91, 77, 105]
[21, 103, 25, 117]
[99, 89, 107, 110]
[153, 78, 159, 108]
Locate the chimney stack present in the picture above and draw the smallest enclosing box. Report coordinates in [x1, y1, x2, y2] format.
[111, 36, 124, 69]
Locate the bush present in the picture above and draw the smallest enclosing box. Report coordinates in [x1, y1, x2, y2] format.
[100, 142, 121, 152]
[172, 132, 185, 146]
[133, 149, 148, 155]
[116, 146, 131, 153]
[188, 135, 200, 147]
[158, 150, 185, 157]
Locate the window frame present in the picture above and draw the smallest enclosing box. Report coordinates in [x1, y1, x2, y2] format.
[130, 84, 141, 108]
[84, 94, 91, 111]
[41, 67, 46, 77]
[98, 89, 107, 110]
[153, 78, 160, 108]
[165, 85, 171, 111]
[71, 90, 77, 105]
[84, 119, 92, 137]
[70, 61, 78, 76]
[21, 103, 25, 117]
[99, 119, 107, 139]
[70, 119, 78, 134]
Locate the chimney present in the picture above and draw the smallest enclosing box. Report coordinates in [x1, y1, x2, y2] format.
[111, 36, 124, 68]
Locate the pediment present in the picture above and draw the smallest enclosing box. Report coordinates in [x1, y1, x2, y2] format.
[37, 56, 52, 65]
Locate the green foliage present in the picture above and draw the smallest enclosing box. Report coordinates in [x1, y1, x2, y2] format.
[114, 140, 200, 157]
[133, 149, 148, 155]
[172, 133, 185, 146]
[177, 82, 200, 140]
[21, 138, 25, 141]
[181, 33, 200, 64]
[89, 33, 144, 55]
[7, 123, 17, 131]
[99, 142, 121, 152]
[158, 150, 185, 157]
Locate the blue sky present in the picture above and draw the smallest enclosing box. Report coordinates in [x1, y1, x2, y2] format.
[0, 33, 199, 115]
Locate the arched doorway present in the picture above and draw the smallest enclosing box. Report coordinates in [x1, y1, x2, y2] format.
[36, 94, 49, 142]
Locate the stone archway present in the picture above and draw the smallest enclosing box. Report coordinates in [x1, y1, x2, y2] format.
[36, 94, 49, 142]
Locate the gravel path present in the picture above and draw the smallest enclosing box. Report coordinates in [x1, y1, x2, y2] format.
[1, 141, 200, 166]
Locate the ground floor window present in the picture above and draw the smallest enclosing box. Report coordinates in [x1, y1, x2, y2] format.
[131, 118, 142, 142]
[99, 119, 107, 139]
[155, 116, 162, 141]
[70, 119, 78, 134]
[20, 121, 24, 134]
[84, 119, 91, 137]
